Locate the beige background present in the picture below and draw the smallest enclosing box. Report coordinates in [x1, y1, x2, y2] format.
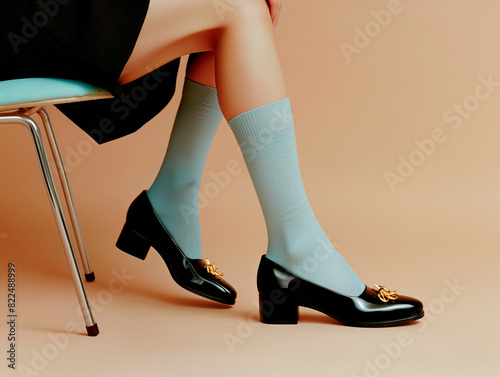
[1, 1, 499, 376]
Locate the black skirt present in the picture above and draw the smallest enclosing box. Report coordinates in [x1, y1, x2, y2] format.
[0, 0, 180, 144]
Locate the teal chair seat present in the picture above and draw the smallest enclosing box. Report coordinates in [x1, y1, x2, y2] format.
[0, 77, 111, 110]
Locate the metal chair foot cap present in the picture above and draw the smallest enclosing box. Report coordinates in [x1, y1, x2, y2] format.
[86, 323, 99, 337]
[85, 272, 95, 282]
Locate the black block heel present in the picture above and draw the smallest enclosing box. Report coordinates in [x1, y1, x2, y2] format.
[116, 222, 151, 260]
[115, 191, 237, 305]
[259, 291, 298, 324]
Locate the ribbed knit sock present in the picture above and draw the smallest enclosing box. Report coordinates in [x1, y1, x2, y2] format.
[147, 78, 222, 259]
[228, 99, 365, 296]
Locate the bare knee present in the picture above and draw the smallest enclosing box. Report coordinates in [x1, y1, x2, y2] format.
[216, 0, 272, 29]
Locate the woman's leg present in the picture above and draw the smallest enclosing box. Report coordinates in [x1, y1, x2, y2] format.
[147, 52, 222, 259]
[120, 0, 286, 119]
[121, 0, 364, 296]
[186, 52, 216, 87]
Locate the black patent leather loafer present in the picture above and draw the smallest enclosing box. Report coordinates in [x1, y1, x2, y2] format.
[116, 191, 236, 305]
[257, 255, 423, 326]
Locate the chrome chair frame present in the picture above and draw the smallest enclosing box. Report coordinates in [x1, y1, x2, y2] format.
[0, 87, 112, 336]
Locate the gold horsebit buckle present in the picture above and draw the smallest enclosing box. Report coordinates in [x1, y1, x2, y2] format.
[204, 259, 224, 277]
[373, 285, 398, 302]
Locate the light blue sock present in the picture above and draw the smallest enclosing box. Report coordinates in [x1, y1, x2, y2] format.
[228, 99, 365, 296]
[147, 78, 222, 259]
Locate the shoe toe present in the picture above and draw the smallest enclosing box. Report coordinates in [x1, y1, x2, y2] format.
[353, 288, 424, 326]
[190, 259, 237, 305]
[397, 294, 424, 319]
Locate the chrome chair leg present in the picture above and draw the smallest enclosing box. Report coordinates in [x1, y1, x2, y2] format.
[38, 108, 96, 282]
[0, 113, 99, 336]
